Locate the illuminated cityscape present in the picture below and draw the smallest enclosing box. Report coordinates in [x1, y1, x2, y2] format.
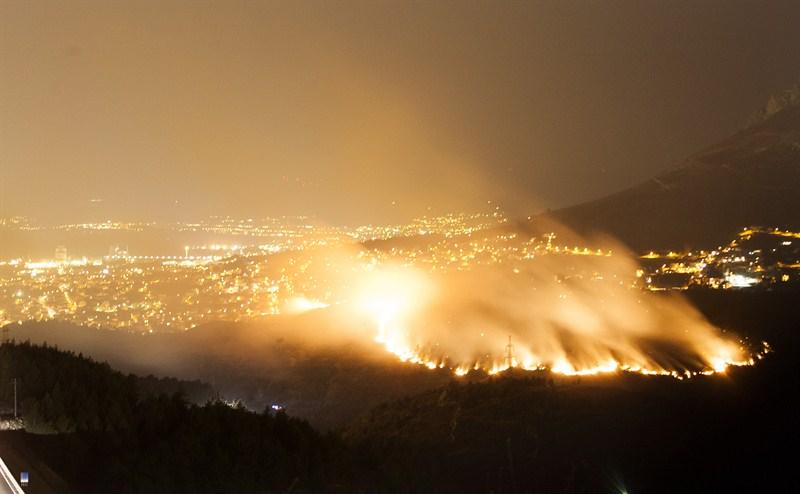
[3, 211, 797, 336]
[639, 227, 800, 290]
[0, 212, 516, 331]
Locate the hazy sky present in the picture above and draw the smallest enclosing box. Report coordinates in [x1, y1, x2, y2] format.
[2, 0, 799, 224]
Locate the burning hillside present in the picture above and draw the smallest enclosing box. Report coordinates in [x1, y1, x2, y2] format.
[348, 251, 765, 379]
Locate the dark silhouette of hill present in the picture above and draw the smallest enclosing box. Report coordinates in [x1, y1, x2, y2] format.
[3, 313, 451, 430]
[0, 342, 352, 493]
[527, 101, 800, 251]
[0, 342, 214, 432]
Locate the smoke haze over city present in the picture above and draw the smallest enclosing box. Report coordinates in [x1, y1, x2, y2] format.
[2, 1, 799, 223]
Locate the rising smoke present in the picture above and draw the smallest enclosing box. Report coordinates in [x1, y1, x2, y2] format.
[342, 231, 758, 377]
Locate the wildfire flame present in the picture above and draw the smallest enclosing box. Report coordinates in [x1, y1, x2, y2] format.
[353, 264, 766, 379]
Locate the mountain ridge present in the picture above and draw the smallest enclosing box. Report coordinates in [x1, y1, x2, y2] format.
[527, 97, 800, 251]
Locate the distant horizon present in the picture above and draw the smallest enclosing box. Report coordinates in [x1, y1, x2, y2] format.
[1, 204, 514, 228]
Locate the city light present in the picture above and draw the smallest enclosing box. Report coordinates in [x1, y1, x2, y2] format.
[0, 217, 790, 379]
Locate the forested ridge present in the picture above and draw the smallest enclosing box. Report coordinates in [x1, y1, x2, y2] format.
[0, 342, 353, 493]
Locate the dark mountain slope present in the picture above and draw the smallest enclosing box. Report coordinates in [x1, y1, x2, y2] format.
[4, 317, 451, 430]
[530, 103, 800, 251]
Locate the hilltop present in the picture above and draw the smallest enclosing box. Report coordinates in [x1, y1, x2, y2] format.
[526, 89, 800, 251]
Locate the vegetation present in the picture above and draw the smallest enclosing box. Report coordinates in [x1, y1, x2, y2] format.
[0, 342, 213, 433]
[0, 342, 351, 493]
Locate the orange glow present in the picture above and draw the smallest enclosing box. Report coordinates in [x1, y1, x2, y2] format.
[353, 264, 766, 379]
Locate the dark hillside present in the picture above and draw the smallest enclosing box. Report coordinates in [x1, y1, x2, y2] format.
[0, 342, 353, 493]
[526, 105, 800, 251]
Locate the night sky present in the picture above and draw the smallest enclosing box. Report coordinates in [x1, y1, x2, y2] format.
[2, 0, 799, 224]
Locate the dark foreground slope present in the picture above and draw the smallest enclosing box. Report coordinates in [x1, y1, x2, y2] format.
[0, 343, 352, 494]
[0, 342, 214, 433]
[5, 314, 451, 430]
[345, 289, 800, 493]
[529, 104, 800, 251]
